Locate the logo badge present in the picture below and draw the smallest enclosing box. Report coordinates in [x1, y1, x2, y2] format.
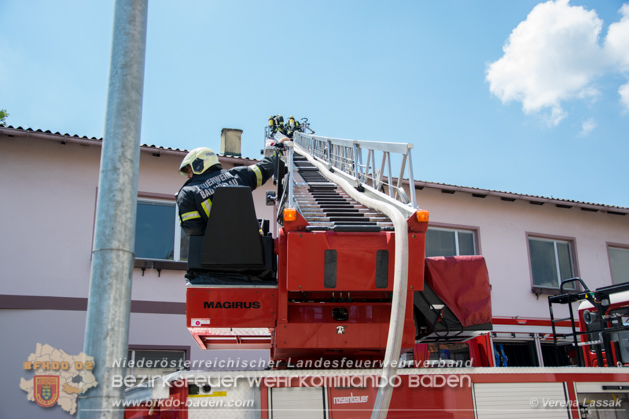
[191, 318, 211, 327]
[34, 375, 60, 408]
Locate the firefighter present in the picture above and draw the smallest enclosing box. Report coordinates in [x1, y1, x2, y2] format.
[177, 147, 278, 236]
[273, 114, 286, 135]
[268, 115, 276, 134]
[285, 115, 301, 138]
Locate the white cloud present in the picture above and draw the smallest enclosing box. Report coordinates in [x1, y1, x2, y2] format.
[620, 83, 629, 111]
[580, 118, 597, 136]
[606, 5, 629, 111]
[487, 0, 629, 123]
[547, 106, 568, 127]
[605, 4, 629, 71]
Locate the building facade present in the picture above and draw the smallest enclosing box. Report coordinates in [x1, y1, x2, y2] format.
[1, 126, 628, 417]
[415, 180, 629, 367]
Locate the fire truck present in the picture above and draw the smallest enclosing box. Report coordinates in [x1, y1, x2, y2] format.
[125, 129, 629, 418]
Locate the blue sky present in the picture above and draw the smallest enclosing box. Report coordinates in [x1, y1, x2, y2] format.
[1, 0, 628, 207]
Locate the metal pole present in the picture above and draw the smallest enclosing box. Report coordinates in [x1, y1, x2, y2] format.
[78, 0, 147, 417]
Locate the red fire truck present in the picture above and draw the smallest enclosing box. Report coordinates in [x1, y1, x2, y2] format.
[125, 131, 629, 418]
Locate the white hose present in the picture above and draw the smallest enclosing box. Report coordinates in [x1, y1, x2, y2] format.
[293, 144, 408, 419]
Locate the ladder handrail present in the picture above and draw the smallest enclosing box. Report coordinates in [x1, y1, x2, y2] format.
[293, 132, 418, 211]
[289, 142, 409, 419]
[279, 133, 422, 419]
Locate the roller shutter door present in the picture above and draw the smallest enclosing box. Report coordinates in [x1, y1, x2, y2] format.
[474, 382, 570, 418]
[270, 387, 326, 419]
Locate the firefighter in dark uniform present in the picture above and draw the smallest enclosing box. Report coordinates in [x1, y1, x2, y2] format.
[285, 115, 301, 138]
[176, 147, 276, 236]
[272, 114, 286, 135]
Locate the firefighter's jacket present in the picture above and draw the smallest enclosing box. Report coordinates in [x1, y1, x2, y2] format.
[176, 157, 275, 236]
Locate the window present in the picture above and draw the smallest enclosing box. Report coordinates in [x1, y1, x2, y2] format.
[493, 335, 576, 367]
[425, 342, 471, 365]
[528, 236, 575, 291]
[426, 227, 477, 257]
[125, 348, 187, 388]
[135, 200, 188, 261]
[494, 341, 538, 367]
[541, 343, 574, 366]
[609, 245, 629, 284]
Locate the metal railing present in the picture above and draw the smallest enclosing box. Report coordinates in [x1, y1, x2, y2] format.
[289, 132, 416, 418]
[291, 132, 418, 217]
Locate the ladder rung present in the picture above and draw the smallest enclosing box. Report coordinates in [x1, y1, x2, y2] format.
[552, 317, 572, 322]
[578, 340, 602, 346]
[332, 225, 382, 232]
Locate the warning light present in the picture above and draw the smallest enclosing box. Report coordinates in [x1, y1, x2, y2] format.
[284, 208, 297, 222]
[416, 210, 429, 223]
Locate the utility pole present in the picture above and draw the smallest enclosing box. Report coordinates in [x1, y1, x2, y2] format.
[78, 0, 147, 417]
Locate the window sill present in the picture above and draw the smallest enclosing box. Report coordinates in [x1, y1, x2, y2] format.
[134, 258, 187, 274]
[531, 286, 578, 296]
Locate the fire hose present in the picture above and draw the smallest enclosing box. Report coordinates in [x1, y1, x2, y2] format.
[292, 142, 409, 419]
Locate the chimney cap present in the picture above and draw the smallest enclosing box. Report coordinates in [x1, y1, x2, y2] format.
[220, 128, 243, 157]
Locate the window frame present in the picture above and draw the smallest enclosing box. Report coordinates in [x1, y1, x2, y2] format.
[126, 345, 190, 386]
[526, 233, 579, 295]
[133, 192, 188, 271]
[607, 242, 629, 285]
[491, 333, 575, 367]
[492, 340, 539, 367]
[425, 223, 481, 257]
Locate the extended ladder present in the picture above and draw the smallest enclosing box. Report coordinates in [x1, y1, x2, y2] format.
[278, 132, 423, 419]
[284, 132, 418, 220]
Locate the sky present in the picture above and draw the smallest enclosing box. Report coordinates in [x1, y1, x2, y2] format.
[1, 0, 628, 208]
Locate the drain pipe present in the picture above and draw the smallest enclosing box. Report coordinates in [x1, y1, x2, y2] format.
[292, 143, 409, 419]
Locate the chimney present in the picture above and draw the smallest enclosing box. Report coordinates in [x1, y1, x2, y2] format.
[220, 128, 242, 157]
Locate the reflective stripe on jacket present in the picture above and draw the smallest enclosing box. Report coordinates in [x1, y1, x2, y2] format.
[176, 156, 275, 236]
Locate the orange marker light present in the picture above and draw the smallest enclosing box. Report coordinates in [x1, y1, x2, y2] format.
[416, 210, 429, 223]
[284, 208, 297, 222]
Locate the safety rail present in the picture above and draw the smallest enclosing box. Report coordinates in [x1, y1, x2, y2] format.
[291, 132, 418, 218]
[548, 278, 629, 368]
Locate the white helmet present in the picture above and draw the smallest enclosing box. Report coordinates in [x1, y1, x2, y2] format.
[179, 147, 220, 176]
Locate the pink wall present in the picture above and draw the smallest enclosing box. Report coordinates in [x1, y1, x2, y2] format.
[415, 186, 629, 319]
[0, 133, 275, 304]
[2, 130, 627, 321]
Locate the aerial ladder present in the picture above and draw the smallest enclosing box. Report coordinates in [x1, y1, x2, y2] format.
[184, 128, 492, 418]
[186, 132, 425, 346]
[127, 127, 629, 419]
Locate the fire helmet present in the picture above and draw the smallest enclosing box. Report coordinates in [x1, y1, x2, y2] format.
[179, 147, 220, 176]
